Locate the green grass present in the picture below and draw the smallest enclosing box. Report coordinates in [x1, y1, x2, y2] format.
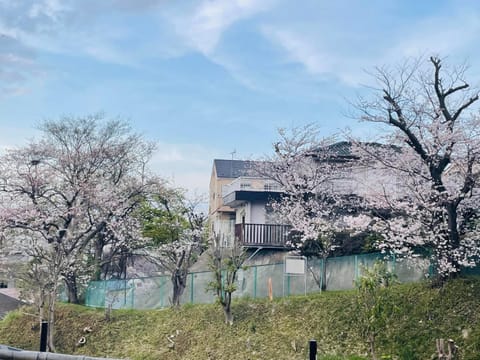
[1, 277, 480, 359]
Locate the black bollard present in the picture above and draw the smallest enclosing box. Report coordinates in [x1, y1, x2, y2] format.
[40, 321, 48, 352]
[309, 339, 317, 360]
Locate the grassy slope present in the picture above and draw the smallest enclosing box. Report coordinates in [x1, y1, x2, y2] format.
[1, 277, 479, 360]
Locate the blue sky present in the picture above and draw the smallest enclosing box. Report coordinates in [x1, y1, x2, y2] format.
[1, 0, 480, 195]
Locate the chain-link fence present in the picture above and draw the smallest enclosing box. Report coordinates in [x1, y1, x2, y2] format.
[85, 253, 430, 309]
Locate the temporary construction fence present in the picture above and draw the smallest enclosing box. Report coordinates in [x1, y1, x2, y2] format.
[85, 253, 429, 310]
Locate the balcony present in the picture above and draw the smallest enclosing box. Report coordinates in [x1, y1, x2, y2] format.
[235, 223, 292, 248]
[222, 177, 282, 198]
[222, 178, 284, 208]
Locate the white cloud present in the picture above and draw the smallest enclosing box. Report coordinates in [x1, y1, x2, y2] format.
[28, 0, 71, 22]
[0, 0, 276, 95]
[170, 0, 275, 55]
[261, 25, 374, 86]
[0, 32, 43, 97]
[260, 2, 480, 88]
[0, 1, 160, 65]
[261, 25, 332, 75]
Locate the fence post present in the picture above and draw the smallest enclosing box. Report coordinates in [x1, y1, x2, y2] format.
[354, 255, 359, 283]
[103, 280, 107, 308]
[158, 277, 163, 308]
[190, 273, 194, 303]
[130, 280, 134, 309]
[124, 278, 127, 309]
[287, 274, 291, 296]
[309, 339, 317, 360]
[319, 258, 324, 291]
[253, 266, 257, 298]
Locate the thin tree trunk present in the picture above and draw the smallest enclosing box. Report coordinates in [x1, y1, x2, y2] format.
[369, 334, 377, 360]
[47, 289, 57, 352]
[321, 255, 328, 291]
[223, 293, 233, 325]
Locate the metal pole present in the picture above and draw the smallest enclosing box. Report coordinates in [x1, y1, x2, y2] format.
[309, 339, 317, 360]
[190, 273, 194, 303]
[39, 321, 48, 352]
[253, 266, 257, 298]
[0, 348, 126, 360]
[319, 258, 324, 292]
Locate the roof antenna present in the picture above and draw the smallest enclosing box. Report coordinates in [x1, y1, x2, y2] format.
[230, 149, 236, 177]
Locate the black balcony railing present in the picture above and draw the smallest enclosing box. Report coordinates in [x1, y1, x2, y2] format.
[235, 223, 292, 248]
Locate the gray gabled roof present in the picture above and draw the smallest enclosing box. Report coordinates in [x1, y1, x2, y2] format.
[0, 293, 22, 319]
[325, 141, 354, 157]
[213, 159, 261, 178]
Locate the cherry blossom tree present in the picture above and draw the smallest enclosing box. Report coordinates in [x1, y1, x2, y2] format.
[258, 126, 366, 290]
[140, 192, 207, 308]
[0, 115, 161, 349]
[354, 56, 480, 279]
[0, 115, 162, 349]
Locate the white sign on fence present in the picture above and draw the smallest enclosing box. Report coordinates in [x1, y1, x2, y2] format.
[284, 256, 307, 296]
[285, 257, 306, 274]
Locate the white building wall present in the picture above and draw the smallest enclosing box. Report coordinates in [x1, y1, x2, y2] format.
[235, 201, 267, 224]
[250, 201, 266, 224]
[213, 218, 235, 247]
[236, 203, 247, 224]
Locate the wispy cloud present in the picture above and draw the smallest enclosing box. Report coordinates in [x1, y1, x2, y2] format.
[169, 0, 275, 55]
[261, 26, 332, 75]
[0, 32, 43, 97]
[260, 1, 480, 88]
[0, 0, 170, 87]
[261, 25, 375, 86]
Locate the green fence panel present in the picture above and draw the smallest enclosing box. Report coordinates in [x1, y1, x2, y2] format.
[132, 276, 171, 309]
[181, 271, 216, 305]
[84, 253, 435, 309]
[325, 254, 357, 290]
[85, 280, 107, 308]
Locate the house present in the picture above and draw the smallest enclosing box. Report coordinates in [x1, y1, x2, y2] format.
[209, 159, 290, 249]
[208, 142, 399, 250]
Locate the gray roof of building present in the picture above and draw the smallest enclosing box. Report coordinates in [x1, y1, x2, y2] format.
[0, 293, 22, 319]
[315, 141, 400, 160]
[214, 142, 397, 178]
[326, 141, 354, 157]
[213, 159, 261, 178]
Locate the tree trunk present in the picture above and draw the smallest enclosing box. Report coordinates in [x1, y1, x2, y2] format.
[321, 255, 328, 291]
[171, 271, 187, 308]
[39, 288, 46, 322]
[47, 289, 57, 352]
[65, 272, 79, 304]
[223, 297, 233, 325]
[369, 333, 377, 360]
[93, 237, 105, 281]
[446, 201, 461, 272]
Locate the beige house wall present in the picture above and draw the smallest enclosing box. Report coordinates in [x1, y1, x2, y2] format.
[208, 164, 236, 244]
